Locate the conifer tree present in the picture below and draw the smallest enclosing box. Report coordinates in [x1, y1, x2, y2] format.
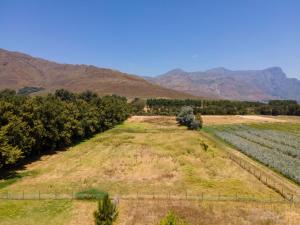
[94, 194, 118, 225]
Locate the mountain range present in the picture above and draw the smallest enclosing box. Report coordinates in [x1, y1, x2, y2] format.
[1, 48, 300, 101]
[147, 67, 300, 101]
[0, 49, 194, 99]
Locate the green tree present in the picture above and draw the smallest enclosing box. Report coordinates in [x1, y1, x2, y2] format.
[94, 194, 118, 225]
[176, 106, 195, 127]
[130, 98, 146, 115]
[176, 106, 202, 130]
[0, 126, 23, 168]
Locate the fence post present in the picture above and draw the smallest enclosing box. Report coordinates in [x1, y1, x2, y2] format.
[39, 191, 40, 200]
[202, 192, 203, 201]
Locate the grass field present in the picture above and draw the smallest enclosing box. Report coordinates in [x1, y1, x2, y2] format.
[0, 116, 279, 198]
[1, 116, 299, 225]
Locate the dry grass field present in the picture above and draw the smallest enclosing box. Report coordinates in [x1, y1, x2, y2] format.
[1, 116, 279, 198]
[202, 115, 300, 125]
[0, 115, 299, 225]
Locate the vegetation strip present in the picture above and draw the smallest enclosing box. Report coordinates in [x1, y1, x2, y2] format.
[0, 89, 130, 170]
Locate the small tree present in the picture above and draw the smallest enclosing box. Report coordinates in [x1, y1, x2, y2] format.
[195, 113, 203, 129]
[176, 107, 203, 130]
[158, 211, 189, 225]
[176, 106, 195, 127]
[94, 194, 118, 225]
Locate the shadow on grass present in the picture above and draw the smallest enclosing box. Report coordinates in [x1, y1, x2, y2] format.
[0, 136, 95, 188]
[0, 170, 38, 189]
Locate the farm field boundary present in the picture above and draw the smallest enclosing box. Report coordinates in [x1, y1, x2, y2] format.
[201, 131, 300, 201]
[0, 191, 299, 204]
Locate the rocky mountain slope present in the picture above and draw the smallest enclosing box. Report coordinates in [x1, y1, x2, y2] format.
[0, 49, 195, 99]
[148, 67, 300, 101]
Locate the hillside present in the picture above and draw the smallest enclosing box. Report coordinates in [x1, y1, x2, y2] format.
[148, 67, 300, 101]
[0, 49, 195, 99]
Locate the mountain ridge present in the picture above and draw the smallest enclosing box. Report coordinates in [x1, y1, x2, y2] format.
[147, 67, 300, 101]
[0, 48, 196, 99]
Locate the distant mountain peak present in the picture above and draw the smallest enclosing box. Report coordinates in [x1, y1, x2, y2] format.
[264, 66, 284, 74]
[205, 67, 230, 73]
[150, 66, 300, 102]
[166, 68, 186, 74]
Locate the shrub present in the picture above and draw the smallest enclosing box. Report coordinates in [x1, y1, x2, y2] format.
[94, 194, 118, 225]
[176, 106, 194, 127]
[176, 106, 202, 130]
[195, 113, 203, 128]
[75, 188, 107, 200]
[158, 211, 189, 225]
[189, 120, 200, 130]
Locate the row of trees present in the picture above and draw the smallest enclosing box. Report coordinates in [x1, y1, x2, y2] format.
[131, 98, 300, 116]
[0, 89, 131, 170]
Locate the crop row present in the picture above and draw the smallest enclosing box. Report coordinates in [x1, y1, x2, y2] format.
[215, 130, 300, 184]
[229, 129, 300, 159]
[240, 127, 300, 149]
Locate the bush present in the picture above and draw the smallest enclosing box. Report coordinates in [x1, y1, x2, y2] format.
[176, 106, 194, 127]
[158, 211, 189, 225]
[195, 113, 203, 129]
[176, 106, 202, 130]
[189, 120, 200, 130]
[94, 194, 118, 225]
[75, 188, 107, 200]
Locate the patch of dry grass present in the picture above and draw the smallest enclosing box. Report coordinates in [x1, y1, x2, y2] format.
[202, 115, 289, 125]
[117, 199, 300, 225]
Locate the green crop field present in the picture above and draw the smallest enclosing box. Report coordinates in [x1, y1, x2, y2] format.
[206, 123, 300, 184]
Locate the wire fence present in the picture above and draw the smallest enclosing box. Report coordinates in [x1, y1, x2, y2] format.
[0, 191, 299, 204]
[227, 153, 300, 202]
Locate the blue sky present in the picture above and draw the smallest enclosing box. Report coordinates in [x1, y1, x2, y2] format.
[1, 0, 300, 78]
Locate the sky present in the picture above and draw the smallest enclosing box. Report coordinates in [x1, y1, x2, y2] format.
[1, 0, 300, 78]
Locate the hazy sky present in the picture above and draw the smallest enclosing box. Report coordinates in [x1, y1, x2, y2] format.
[1, 0, 300, 78]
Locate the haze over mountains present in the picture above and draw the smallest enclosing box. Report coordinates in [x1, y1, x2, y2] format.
[1, 48, 300, 101]
[147, 67, 300, 101]
[0, 48, 194, 99]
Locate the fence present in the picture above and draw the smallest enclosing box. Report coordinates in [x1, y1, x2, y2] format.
[228, 153, 300, 202]
[0, 191, 299, 204]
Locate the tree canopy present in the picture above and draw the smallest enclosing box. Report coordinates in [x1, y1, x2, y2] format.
[0, 89, 131, 170]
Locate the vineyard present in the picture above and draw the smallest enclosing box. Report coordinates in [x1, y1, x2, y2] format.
[210, 124, 300, 184]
